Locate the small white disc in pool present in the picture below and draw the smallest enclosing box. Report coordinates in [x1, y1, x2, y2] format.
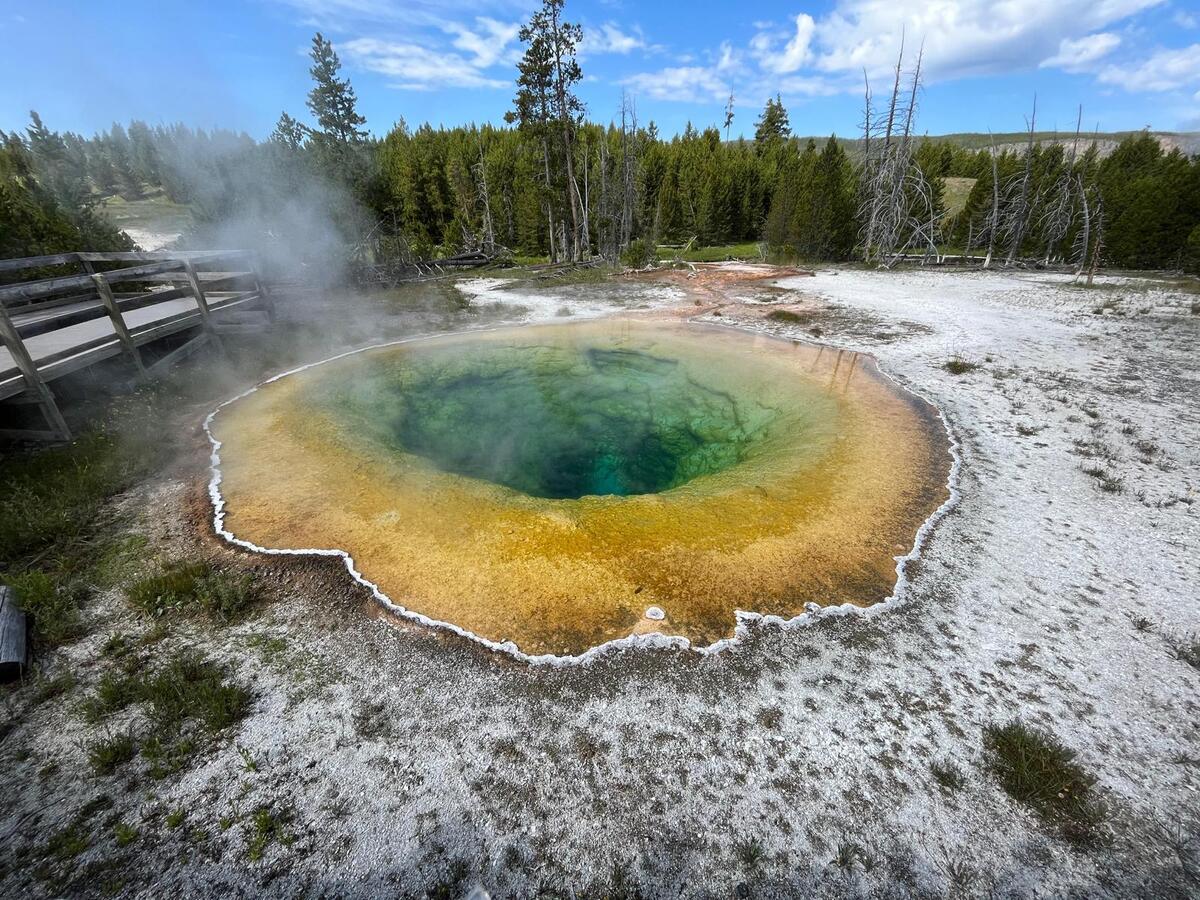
[645, 606, 665, 621]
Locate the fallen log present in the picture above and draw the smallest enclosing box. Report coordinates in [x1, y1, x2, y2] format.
[0, 584, 28, 681]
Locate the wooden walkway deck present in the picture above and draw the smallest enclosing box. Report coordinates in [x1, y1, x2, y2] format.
[0, 250, 273, 441]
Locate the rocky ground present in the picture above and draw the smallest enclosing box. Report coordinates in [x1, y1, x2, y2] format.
[2, 265, 1198, 898]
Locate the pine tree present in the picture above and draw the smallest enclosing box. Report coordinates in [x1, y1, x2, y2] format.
[271, 112, 308, 151]
[754, 95, 791, 146]
[510, 0, 587, 259]
[306, 33, 367, 145]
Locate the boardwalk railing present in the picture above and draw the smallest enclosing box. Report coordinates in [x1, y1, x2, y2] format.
[0, 250, 273, 442]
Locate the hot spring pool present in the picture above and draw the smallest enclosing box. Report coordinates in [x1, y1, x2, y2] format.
[210, 320, 952, 658]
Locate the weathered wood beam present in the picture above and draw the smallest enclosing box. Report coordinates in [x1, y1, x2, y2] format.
[0, 585, 29, 681]
[91, 273, 148, 380]
[182, 260, 227, 356]
[0, 252, 82, 274]
[0, 301, 72, 440]
[146, 332, 210, 376]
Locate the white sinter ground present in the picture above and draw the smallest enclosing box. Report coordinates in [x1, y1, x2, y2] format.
[2, 265, 1197, 898]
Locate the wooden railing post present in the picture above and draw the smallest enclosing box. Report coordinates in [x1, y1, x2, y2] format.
[0, 301, 72, 440]
[250, 252, 276, 321]
[90, 273, 148, 380]
[182, 259, 227, 356]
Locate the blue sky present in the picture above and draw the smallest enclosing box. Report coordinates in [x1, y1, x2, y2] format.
[1, 0, 1198, 140]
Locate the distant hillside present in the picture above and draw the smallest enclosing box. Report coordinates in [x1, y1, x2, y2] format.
[929, 130, 1200, 157]
[795, 131, 1200, 158]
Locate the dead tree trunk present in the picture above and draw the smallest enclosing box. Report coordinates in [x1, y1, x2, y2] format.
[474, 135, 496, 255]
[983, 136, 1000, 269]
[1004, 95, 1038, 266]
[1086, 195, 1104, 286]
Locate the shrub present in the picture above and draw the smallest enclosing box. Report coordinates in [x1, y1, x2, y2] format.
[622, 238, 656, 269]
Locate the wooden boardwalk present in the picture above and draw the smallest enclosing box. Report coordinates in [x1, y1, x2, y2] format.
[0, 250, 273, 441]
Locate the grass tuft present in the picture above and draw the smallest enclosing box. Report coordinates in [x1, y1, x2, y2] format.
[86, 731, 136, 775]
[112, 822, 138, 847]
[4, 571, 88, 647]
[734, 836, 765, 869]
[943, 356, 981, 376]
[983, 720, 1104, 846]
[45, 822, 90, 861]
[127, 561, 260, 622]
[246, 805, 294, 861]
[79, 651, 252, 778]
[126, 562, 212, 617]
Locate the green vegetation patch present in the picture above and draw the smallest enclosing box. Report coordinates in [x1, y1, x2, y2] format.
[656, 241, 763, 263]
[246, 804, 295, 861]
[943, 356, 981, 376]
[86, 731, 136, 775]
[983, 720, 1104, 846]
[3, 570, 87, 647]
[79, 651, 252, 779]
[0, 424, 165, 565]
[126, 561, 260, 623]
[1, 391, 178, 649]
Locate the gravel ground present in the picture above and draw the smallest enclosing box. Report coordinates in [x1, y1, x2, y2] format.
[2, 265, 1198, 899]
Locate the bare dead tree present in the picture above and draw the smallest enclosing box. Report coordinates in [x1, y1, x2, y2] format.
[473, 133, 497, 256]
[1002, 95, 1037, 265]
[620, 91, 639, 252]
[859, 70, 879, 261]
[1038, 106, 1083, 265]
[857, 38, 939, 266]
[982, 134, 1001, 268]
[597, 132, 610, 259]
[1086, 193, 1104, 286]
[1072, 174, 1092, 277]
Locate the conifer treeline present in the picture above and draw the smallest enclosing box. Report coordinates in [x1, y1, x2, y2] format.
[2, 4, 1198, 271]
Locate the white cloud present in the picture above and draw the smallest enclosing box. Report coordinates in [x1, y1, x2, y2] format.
[716, 41, 739, 72]
[582, 23, 647, 56]
[1040, 33, 1122, 71]
[752, 14, 816, 74]
[777, 74, 859, 97]
[1097, 43, 1200, 91]
[444, 17, 520, 68]
[801, 0, 1164, 82]
[341, 36, 510, 89]
[621, 66, 730, 103]
[272, 0, 422, 27]
[1174, 10, 1198, 28]
[336, 15, 521, 90]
